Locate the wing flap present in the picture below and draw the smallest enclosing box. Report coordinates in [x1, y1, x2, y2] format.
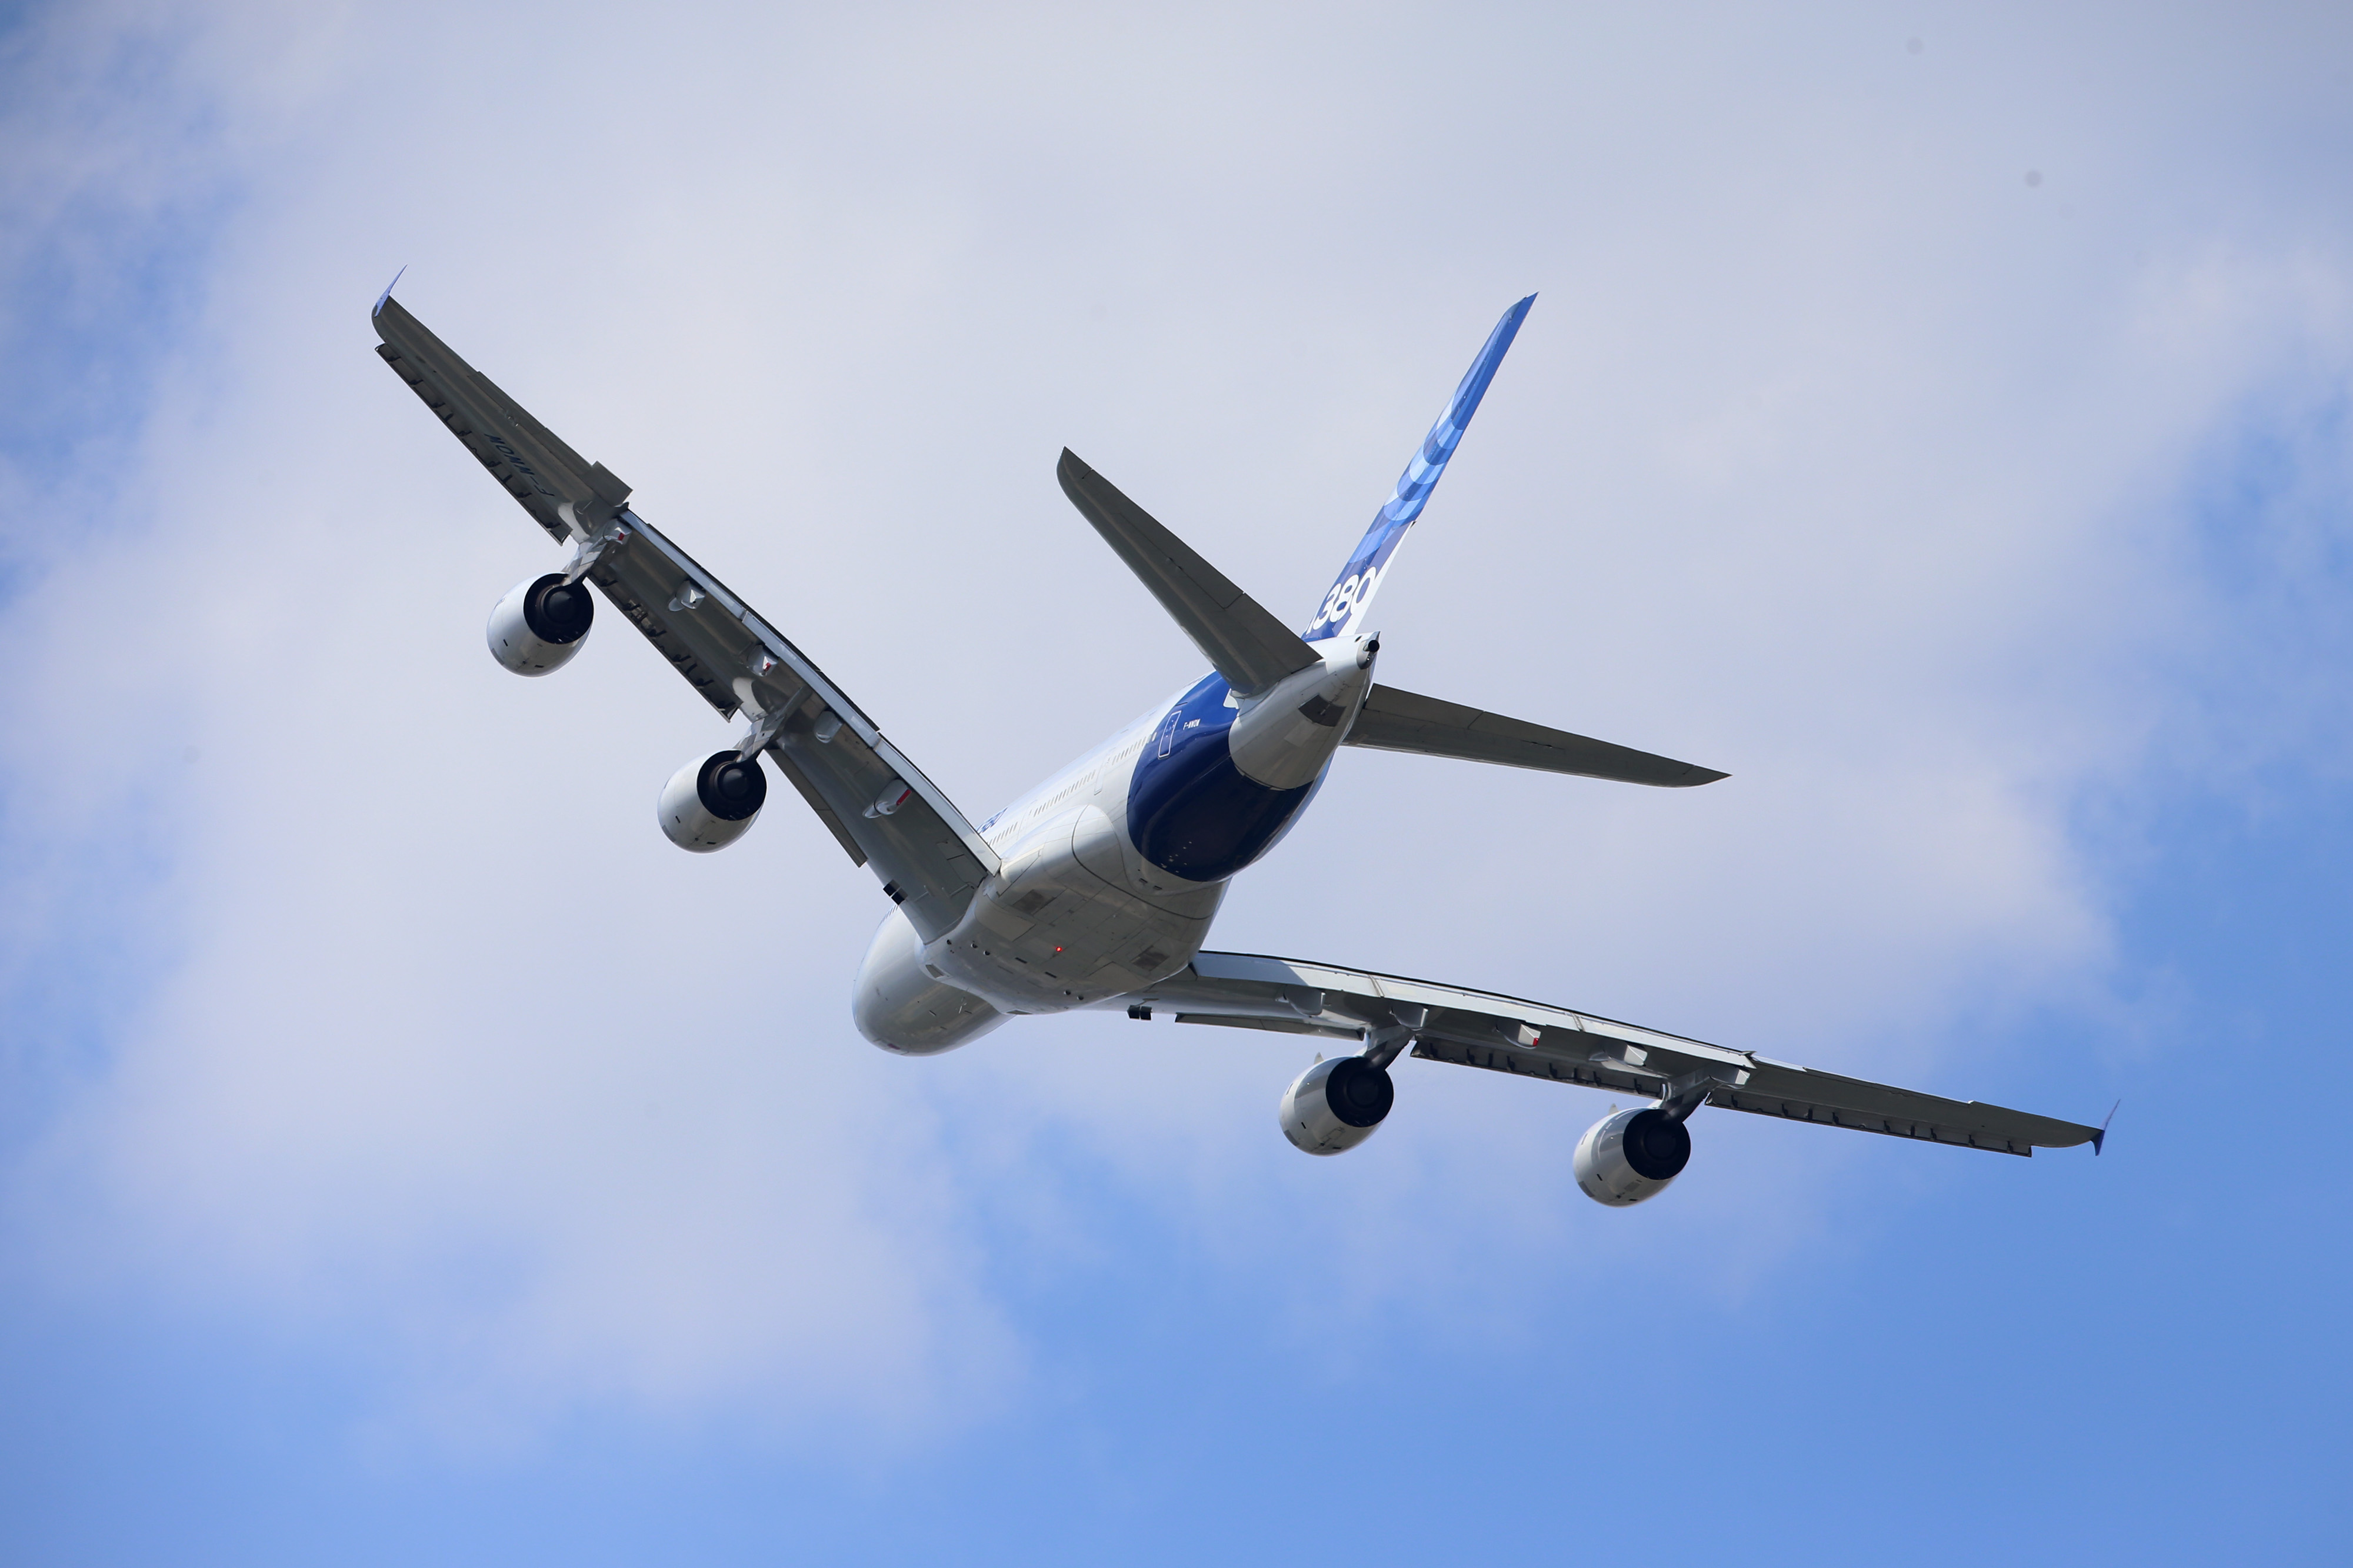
[1344, 683, 1727, 788]
[1149, 950, 2097, 1155]
[762, 741, 867, 867]
[1174, 1013, 1368, 1041]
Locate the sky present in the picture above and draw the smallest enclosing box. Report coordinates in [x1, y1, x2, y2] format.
[1, 1, 2348, 1562]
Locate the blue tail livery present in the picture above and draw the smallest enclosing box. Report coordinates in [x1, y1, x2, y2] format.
[1303, 293, 1535, 644]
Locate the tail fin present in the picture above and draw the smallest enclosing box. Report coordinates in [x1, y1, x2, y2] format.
[1302, 295, 1535, 643]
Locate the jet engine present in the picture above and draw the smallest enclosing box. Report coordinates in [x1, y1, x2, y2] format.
[1279, 1055, 1394, 1155]
[1572, 1106, 1692, 1206]
[658, 749, 768, 851]
[488, 573, 595, 674]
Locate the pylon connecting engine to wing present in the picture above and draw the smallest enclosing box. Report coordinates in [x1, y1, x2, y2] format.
[486, 573, 594, 674]
[659, 750, 767, 852]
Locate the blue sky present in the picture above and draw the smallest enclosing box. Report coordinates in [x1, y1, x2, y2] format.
[2, 2, 2348, 1563]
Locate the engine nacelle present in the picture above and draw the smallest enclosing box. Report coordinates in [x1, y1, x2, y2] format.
[1278, 1055, 1394, 1155]
[488, 573, 595, 675]
[1573, 1106, 1692, 1206]
[658, 750, 768, 851]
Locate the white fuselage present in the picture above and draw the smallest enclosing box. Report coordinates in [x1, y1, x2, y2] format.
[854, 637, 1377, 1052]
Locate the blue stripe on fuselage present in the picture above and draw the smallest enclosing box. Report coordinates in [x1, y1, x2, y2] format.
[1127, 672, 1325, 882]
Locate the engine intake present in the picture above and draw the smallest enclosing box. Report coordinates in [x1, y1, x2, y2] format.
[1573, 1106, 1692, 1206]
[1279, 1055, 1394, 1155]
[488, 573, 595, 675]
[659, 749, 768, 851]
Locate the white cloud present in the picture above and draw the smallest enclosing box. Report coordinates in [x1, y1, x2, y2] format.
[3, 0, 2349, 1440]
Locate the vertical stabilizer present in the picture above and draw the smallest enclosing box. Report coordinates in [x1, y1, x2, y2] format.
[1302, 295, 1535, 643]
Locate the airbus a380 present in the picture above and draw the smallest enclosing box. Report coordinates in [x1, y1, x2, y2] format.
[371, 286, 2104, 1206]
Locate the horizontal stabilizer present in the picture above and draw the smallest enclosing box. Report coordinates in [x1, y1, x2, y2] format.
[1058, 449, 1322, 696]
[1343, 683, 1726, 788]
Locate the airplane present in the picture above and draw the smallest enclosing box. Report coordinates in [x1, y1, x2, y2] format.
[369, 283, 2105, 1206]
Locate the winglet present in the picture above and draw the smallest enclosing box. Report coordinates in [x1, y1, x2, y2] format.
[371, 265, 407, 319]
[2091, 1100, 2119, 1156]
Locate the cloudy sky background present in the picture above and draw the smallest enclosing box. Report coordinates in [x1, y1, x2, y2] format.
[2, 1, 2348, 1561]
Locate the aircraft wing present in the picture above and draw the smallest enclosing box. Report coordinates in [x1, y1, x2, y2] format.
[1145, 951, 2099, 1156]
[371, 291, 999, 942]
